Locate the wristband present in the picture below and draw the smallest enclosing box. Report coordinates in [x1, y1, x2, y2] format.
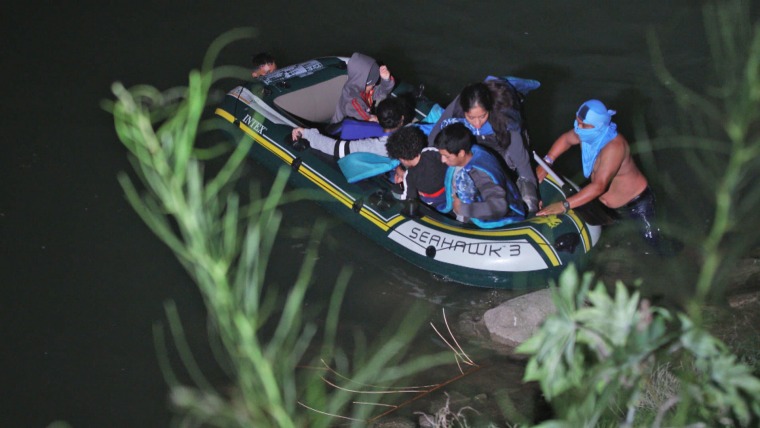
[543, 155, 554, 166]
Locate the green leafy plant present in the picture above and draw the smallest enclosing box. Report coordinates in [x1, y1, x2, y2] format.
[518, 1, 760, 427]
[105, 29, 453, 427]
[647, 0, 760, 310]
[518, 266, 760, 427]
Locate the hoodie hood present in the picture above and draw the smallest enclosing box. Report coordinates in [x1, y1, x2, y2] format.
[331, 52, 380, 123]
[347, 52, 378, 89]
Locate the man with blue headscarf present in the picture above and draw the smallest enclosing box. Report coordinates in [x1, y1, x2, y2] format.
[535, 99, 659, 247]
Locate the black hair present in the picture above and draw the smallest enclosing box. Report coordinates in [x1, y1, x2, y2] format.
[433, 122, 474, 155]
[386, 126, 426, 161]
[395, 92, 416, 125]
[251, 52, 275, 68]
[376, 97, 405, 130]
[459, 82, 494, 114]
[459, 80, 522, 150]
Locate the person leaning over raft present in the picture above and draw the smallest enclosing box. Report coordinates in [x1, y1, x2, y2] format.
[536, 99, 660, 248]
[250, 52, 277, 78]
[330, 52, 395, 124]
[292, 97, 405, 158]
[427, 79, 539, 214]
[385, 126, 449, 211]
[434, 123, 527, 228]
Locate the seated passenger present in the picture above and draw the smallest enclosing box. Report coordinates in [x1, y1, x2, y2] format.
[292, 97, 405, 159]
[434, 123, 526, 228]
[428, 79, 539, 214]
[251, 52, 277, 78]
[386, 126, 448, 211]
[330, 52, 395, 124]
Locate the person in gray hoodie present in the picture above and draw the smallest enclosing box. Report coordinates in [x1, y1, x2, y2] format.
[330, 52, 395, 124]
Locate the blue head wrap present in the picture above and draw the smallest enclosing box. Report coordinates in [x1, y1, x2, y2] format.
[574, 99, 618, 177]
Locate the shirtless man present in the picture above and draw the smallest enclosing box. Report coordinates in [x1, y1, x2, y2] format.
[536, 99, 659, 246]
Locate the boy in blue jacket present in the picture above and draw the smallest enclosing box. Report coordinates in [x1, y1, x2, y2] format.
[434, 123, 526, 228]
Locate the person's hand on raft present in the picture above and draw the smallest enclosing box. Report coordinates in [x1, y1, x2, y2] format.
[536, 201, 567, 216]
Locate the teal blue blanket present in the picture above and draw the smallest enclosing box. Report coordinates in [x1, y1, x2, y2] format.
[338, 152, 399, 183]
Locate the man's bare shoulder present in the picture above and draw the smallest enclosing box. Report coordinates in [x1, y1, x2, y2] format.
[612, 132, 630, 146]
[601, 132, 645, 180]
[593, 135, 629, 177]
[600, 134, 630, 157]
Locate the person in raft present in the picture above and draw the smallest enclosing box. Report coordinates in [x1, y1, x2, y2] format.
[427, 79, 539, 214]
[292, 97, 405, 159]
[330, 52, 395, 124]
[535, 99, 660, 248]
[250, 52, 277, 78]
[385, 126, 449, 211]
[434, 122, 527, 228]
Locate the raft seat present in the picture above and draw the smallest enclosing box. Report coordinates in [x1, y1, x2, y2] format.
[273, 75, 348, 124]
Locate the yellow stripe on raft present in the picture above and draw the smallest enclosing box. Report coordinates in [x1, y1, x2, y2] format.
[216, 108, 295, 165]
[215, 108, 398, 231]
[565, 210, 592, 252]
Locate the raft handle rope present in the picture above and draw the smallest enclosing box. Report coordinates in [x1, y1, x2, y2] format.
[291, 157, 302, 172]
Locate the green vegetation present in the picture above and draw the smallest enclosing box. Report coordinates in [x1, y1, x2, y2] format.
[648, 0, 760, 311]
[518, 266, 760, 427]
[105, 1, 760, 426]
[517, 1, 760, 426]
[106, 29, 452, 427]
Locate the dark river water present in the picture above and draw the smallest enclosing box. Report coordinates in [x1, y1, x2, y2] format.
[2, 1, 750, 426]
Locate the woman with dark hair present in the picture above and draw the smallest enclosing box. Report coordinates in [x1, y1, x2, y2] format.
[428, 79, 538, 213]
